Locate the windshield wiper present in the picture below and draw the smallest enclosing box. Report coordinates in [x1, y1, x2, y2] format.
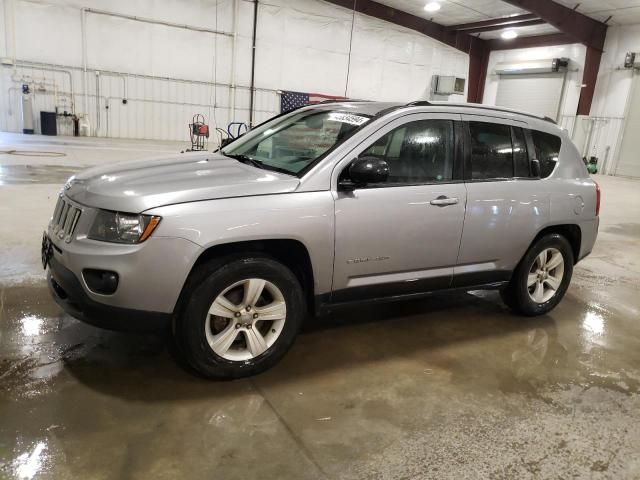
[222, 152, 297, 177]
[223, 153, 265, 169]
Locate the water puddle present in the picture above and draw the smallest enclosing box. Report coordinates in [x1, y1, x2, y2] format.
[0, 164, 80, 185]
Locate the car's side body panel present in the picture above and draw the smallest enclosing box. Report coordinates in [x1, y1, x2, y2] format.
[454, 114, 551, 283]
[330, 112, 467, 302]
[145, 191, 336, 298]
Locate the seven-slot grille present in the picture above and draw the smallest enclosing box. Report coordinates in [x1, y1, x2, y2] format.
[51, 196, 82, 243]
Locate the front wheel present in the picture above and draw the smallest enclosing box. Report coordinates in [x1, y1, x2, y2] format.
[174, 255, 305, 379]
[501, 233, 574, 316]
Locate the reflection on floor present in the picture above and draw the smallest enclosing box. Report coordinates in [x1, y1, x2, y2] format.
[1, 132, 639, 479]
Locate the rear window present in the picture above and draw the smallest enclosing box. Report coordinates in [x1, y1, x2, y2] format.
[468, 122, 513, 180]
[531, 130, 562, 178]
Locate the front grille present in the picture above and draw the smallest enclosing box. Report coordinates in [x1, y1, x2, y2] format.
[52, 196, 82, 243]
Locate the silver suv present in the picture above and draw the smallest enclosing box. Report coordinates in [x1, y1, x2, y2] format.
[42, 101, 600, 379]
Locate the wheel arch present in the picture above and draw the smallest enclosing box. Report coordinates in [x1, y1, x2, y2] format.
[529, 224, 582, 264]
[174, 239, 316, 318]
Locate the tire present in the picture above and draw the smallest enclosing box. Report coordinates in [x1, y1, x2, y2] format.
[174, 254, 305, 379]
[500, 233, 574, 316]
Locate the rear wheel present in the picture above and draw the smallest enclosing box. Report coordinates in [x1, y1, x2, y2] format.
[501, 234, 574, 316]
[174, 255, 305, 379]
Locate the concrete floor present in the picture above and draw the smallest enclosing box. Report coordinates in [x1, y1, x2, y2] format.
[1, 132, 639, 479]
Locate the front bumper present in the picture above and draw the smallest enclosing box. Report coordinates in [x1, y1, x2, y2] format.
[48, 255, 171, 332]
[43, 194, 202, 330]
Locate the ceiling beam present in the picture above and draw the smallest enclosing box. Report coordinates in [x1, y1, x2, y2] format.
[321, 0, 485, 55]
[447, 13, 539, 31]
[486, 32, 575, 50]
[461, 19, 546, 34]
[500, 0, 607, 50]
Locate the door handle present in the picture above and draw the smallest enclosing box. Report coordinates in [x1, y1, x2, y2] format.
[430, 195, 459, 206]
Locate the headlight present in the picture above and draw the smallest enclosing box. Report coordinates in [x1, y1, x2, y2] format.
[88, 211, 161, 244]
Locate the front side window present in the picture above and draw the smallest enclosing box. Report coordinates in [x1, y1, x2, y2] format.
[359, 119, 454, 184]
[469, 122, 513, 180]
[223, 110, 371, 176]
[531, 130, 562, 178]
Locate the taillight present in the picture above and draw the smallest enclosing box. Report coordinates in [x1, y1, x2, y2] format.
[595, 182, 601, 216]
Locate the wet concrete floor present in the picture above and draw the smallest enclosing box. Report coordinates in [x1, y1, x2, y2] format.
[1, 134, 639, 479]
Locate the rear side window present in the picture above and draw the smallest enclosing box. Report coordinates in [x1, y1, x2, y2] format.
[469, 122, 513, 179]
[531, 130, 562, 178]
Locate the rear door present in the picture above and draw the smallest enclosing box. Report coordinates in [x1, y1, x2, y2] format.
[331, 113, 467, 302]
[453, 115, 550, 287]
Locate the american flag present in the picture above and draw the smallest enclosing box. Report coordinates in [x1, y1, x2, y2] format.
[280, 90, 348, 113]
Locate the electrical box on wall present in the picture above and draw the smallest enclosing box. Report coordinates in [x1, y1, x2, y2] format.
[624, 52, 640, 69]
[432, 76, 466, 96]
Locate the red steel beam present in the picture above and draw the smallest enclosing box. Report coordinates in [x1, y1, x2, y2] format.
[501, 0, 607, 50]
[461, 18, 546, 34]
[467, 38, 491, 104]
[447, 13, 538, 31]
[321, 0, 482, 54]
[486, 32, 575, 50]
[577, 47, 603, 116]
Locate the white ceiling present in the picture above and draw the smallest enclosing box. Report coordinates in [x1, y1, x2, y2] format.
[554, 0, 640, 25]
[376, 0, 640, 35]
[479, 23, 560, 40]
[376, 0, 528, 26]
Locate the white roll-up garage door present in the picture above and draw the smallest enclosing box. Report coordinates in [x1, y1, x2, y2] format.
[495, 73, 565, 120]
[615, 74, 640, 178]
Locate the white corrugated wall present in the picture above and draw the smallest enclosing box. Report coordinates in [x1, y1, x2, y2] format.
[0, 0, 469, 143]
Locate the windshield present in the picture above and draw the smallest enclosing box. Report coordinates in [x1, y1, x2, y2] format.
[222, 109, 371, 176]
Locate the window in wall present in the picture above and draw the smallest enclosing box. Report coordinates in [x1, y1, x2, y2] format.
[512, 127, 530, 177]
[469, 122, 514, 180]
[360, 119, 454, 184]
[531, 130, 562, 178]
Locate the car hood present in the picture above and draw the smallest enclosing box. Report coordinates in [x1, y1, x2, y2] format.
[64, 152, 300, 212]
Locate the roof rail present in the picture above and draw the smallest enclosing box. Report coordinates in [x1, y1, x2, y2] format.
[404, 100, 557, 125]
[317, 98, 370, 104]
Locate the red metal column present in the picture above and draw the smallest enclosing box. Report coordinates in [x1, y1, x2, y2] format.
[467, 41, 490, 104]
[577, 47, 603, 116]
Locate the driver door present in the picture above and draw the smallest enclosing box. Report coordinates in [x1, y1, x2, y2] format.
[331, 113, 467, 303]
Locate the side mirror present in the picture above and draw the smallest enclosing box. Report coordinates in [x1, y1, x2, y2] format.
[531, 159, 541, 178]
[343, 156, 389, 188]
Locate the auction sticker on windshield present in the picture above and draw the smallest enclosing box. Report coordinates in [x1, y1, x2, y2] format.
[328, 113, 370, 126]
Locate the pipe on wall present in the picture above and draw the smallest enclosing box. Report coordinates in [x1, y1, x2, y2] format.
[3, 0, 16, 60]
[103, 96, 276, 138]
[229, 0, 239, 121]
[82, 7, 233, 37]
[4, 59, 278, 94]
[95, 71, 100, 135]
[248, 0, 258, 127]
[10, 61, 75, 113]
[81, 8, 89, 120]
[101, 71, 127, 99]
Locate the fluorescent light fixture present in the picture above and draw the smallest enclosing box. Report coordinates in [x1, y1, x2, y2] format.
[501, 29, 518, 40]
[424, 2, 441, 12]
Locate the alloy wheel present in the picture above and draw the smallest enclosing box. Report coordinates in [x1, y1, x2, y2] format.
[205, 278, 287, 361]
[527, 247, 565, 304]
